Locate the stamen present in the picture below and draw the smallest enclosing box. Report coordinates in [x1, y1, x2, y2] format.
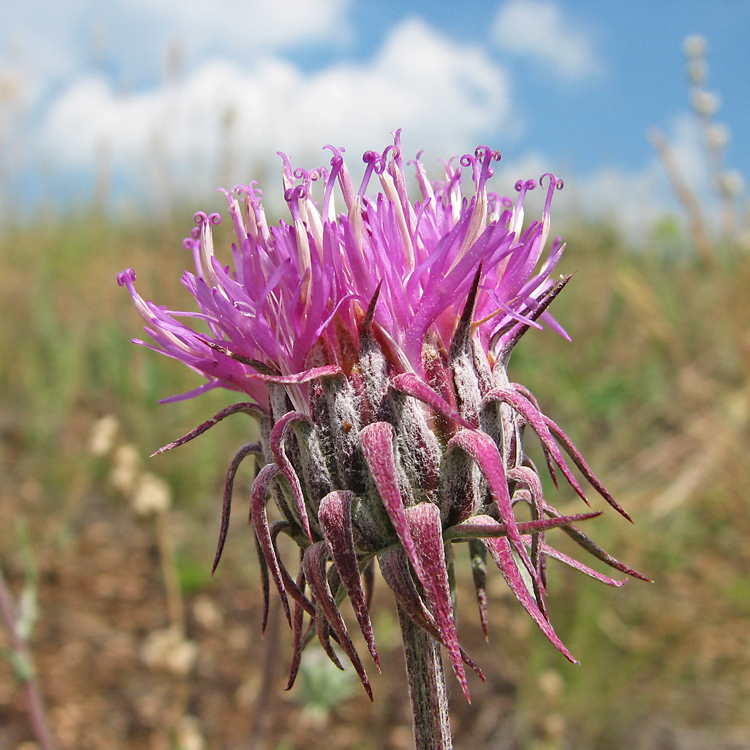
[447, 163, 463, 224]
[327, 145, 356, 211]
[539, 173, 564, 251]
[277, 151, 295, 193]
[510, 179, 536, 238]
[359, 150, 384, 198]
[218, 188, 248, 252]
[117, 269, 154, 322]
[322, 150, 343, 222]
[235, 181, 268, 243]
[379, 168, 415, 270]
[193, 211, 222, 288]
[284, 183, 313, 293]
[408, 150, 436, 205]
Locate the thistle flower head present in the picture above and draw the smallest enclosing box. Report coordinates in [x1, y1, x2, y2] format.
[119, 131, 644, 701]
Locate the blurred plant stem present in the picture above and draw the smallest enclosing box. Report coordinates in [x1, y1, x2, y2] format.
[397, 604, 453, 750]
[651, 35, 748, 261]
[155, 507, 185, 633]
[0, 522, 56, 750]
[649, 128, 713, 265]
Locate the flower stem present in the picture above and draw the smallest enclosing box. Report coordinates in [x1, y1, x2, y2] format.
[397, 604, 453, 750]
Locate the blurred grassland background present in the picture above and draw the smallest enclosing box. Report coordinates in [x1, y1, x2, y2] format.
[1, 37, 750, 750]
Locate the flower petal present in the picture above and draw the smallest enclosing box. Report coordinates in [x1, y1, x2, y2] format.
[546, 506, 651, 581]
[447, 429, 539, 584]
[482, 388, 588, 504]
[359, 422, 424, 581]
[302, 541, 374, 700]
[528, 540, 628, 587]
[213, 442, 263, 575]
[404, 502, 469, 699]
[270, 412, 314, 541]
[444, 511, 603, 540]
[286, 551, 309, 691]
[391, 372, 473, 430]
[319, 490, 380, 669]
[469, 539, 489, 638]
[377, 545, 484, 681]
[257, 364, 342, 384]
[542, 412, 633, 522]
[151, 402, 268, 456]
[269, 521, 317, 618]
[469, 515, 577, 663]
[249, 463, 291, 627]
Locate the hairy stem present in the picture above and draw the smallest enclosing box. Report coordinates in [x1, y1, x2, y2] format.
[397, 604, 453, 750]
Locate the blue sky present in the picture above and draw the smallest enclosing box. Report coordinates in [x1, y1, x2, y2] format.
[351, 0, 750, 174]
[2, 0, 748, 237]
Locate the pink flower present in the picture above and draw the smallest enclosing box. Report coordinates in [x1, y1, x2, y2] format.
[119, 131, 644, 700]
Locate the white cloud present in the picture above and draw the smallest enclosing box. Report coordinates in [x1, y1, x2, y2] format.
[122, 0, 353, 58]
[0, 0, 352, 104]
[491, 0, 603, 82]
[40, 18, 514, 203]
